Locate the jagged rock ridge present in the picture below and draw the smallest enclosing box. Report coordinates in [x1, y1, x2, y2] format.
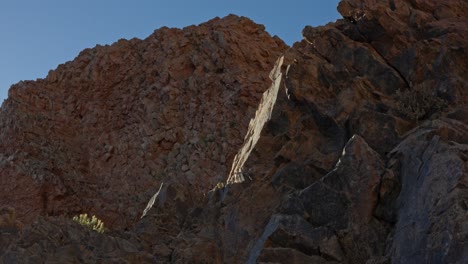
[1, 0, 467, 263]
[220, 0, 467, 263]
[0, 14, 288, 262]
[0, 15, 286, 230]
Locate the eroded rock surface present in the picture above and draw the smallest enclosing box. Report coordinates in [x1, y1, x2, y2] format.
[387, 118, 467, 263]
[0, 15, 286, 229]
[217, 0, 467, 263]
[0, 14, 287, 263]
[1, 0, 467, 263]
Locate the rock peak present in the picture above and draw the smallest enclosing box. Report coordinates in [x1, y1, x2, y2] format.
[0, 0, 467, 263]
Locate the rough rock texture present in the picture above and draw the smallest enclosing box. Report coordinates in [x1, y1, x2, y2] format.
[219, 0, 467, 263]
[1, 0, 467, 263]
[386, 118, 467, 263]
[0, 15, 286, 230]
[2, 217, 155, 263]
[0, 14, 287, 263]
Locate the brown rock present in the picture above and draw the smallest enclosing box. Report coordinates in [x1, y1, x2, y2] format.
[0, 0, 467, 263]
[217, 0, 467, 263]
[2, 217, 155, 263]
[0, 15, 286, 230]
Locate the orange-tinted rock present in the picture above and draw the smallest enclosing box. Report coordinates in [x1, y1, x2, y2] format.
[0, 14, 287, 229]
[1, 0, 467, 263]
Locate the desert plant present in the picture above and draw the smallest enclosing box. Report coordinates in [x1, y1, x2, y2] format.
[395, 85, 447, 120]
[72, 213, 105, 233]
[215, 181, 225, 190]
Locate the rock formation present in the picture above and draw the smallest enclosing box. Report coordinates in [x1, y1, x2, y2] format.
[0, 0, 467, 263]
[0, 15, 286, 230]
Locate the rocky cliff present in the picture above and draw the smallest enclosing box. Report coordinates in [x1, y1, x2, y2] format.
[0, 15, 286, 229]
[0, 0, 467, 263]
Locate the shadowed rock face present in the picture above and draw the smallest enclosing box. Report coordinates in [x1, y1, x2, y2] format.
[1, 0, 467, 263]
[216, 0, 467, 263]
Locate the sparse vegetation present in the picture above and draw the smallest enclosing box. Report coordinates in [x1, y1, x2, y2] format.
[72, 213, 105, 233]
[215, 181, 225, 190]
[396, 85, 447, 120]
[208, 181, 226, 194]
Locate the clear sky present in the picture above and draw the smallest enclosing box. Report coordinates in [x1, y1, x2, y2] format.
[0, 0, 341, 103]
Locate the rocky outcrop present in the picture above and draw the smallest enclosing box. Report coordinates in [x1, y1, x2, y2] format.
[0, 15, 286, 230]
[1, 0, 467, 263]
[2, 217, 155, 263]
[386, 118, 467, 263]
[217, 0, 467, 263]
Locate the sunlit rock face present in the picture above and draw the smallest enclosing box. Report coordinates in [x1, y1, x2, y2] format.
[0, 14, 287, 230]
[1, 0, 467, 263]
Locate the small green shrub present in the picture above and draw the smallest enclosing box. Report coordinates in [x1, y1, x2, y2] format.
[72, 213, 105, 233]
[215, 181, 225, 190]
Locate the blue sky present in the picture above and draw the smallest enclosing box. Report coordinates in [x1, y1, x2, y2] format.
[0, 0, 341, 103]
